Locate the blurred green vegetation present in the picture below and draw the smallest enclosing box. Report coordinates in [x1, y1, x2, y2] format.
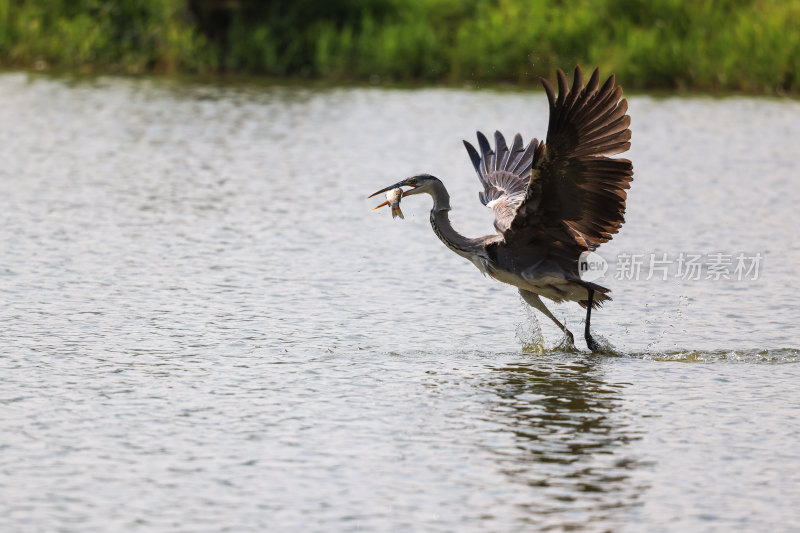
[1, 0, 798, 92]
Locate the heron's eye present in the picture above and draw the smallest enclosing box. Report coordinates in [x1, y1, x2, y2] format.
[409, 178, 418, 185]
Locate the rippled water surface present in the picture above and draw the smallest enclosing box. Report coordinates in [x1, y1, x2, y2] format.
[1, 73, 799, 532]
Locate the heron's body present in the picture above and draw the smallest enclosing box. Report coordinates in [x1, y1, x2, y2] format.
[427, 189, 601, 306]
[370, 67, 633, 351]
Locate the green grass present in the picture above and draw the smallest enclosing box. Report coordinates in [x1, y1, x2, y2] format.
[0, 0, 213, 73]
[1, 0, 798, 93]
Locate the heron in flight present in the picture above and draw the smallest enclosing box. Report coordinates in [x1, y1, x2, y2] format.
[369, 67, 633, 351]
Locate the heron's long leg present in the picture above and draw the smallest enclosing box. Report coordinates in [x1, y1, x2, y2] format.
[518, 289, 574, 345]
[585, 289, 601, 353]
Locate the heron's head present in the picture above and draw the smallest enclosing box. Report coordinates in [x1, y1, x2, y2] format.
[368, 174, 440, 202]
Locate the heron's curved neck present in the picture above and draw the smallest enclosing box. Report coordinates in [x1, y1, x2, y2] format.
[426, 181, 480, 257]
[429, 179, 451, 212]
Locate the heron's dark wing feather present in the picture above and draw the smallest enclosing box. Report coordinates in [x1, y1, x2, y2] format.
[463, 131, 536, 233]
[504, 66, 633, 253]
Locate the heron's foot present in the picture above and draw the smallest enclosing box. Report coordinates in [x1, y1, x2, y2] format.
[557, 329, 575, 349]
[585, 333, 601, 353]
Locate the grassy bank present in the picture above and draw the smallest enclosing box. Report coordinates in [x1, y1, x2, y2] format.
[1, 0, 798, 93]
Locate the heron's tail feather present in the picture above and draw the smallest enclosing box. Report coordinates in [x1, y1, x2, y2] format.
[578, 281, 611, 309]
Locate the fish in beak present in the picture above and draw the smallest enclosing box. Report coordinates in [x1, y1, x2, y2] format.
[368, 179, 419, 218]
[371, 187, 405, 219]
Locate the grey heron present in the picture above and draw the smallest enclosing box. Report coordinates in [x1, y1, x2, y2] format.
[369, 67, 633, 351]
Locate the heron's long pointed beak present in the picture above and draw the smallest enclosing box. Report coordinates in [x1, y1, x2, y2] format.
[368, 182, 403, 199]
[367, 181, 417, 199]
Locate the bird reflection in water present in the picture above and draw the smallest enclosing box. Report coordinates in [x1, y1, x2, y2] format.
[481, 356, 648, 529]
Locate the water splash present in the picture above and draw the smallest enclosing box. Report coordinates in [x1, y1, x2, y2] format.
[645, 295, 691, 352]
[586, 332, 621, 356]
[638, 348, 800, 364]
[516, 298, 544, 353]
[553, 333, 578, 353]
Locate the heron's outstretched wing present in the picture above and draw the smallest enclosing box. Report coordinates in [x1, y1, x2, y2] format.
[503, 66, 633, 254]
[463, 131, 540, 233]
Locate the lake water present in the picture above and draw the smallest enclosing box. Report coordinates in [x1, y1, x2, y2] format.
[1, 73, 798, 532]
